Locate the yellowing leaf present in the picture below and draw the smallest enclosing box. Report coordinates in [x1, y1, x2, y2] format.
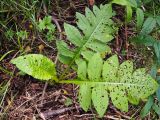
[11, 54, 57, 81]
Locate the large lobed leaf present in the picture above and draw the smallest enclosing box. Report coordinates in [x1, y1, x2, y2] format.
[66, 53, 158, 117]
[11, 54, 57, 81]
[57, 4, 116, 68]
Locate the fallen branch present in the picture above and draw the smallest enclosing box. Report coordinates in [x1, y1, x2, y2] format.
[39, 106, 81, 119]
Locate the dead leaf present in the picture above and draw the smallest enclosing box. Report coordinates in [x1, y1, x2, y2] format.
[25, 46, 31, 53]
[38, 44, 44, 53]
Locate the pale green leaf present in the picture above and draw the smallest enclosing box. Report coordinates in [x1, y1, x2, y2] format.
[11, 54, 57, 81]
[118, 60, 133, 78]
[103, 55, 119, 82]
[76, 59, 87, 80]
[57, 4, 116, 70]
[86, 41, 109, 53]
[64, 53, 158, 117]
[92, 85, 109, 117]
[56, 41, 75, 58]
[85, 7, 96, 26]
[58, 54, 72, 65]
[81, 50, 94, 61]
[64, 23, 83, 47]
[109, 86, 128, 112]
[127, 93, 139, 105]
[79, 84, 91, 111]
[88, 53, 103, 81]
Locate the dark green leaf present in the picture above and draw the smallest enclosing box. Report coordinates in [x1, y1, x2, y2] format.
[136, 8, 144, 29]
[140, 96, 154, 118]
[156, 87, 160, 102]
[156, 16, 160, 27]
[152, 103, 160, 115]
[150, 65, 157, 78]
[141, 17, 156, 34]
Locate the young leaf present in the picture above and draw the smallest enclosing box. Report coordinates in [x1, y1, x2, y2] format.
[126, 5, 132, 23]
[141, 17, 156, 35]
[11, 54, 57, 81]
[57, 4, 116, 71]
[136, 8, 144, 29]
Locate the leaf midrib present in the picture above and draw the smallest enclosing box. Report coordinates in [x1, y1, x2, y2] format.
[60, 80, 151, 87]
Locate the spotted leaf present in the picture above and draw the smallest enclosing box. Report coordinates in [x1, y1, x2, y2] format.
[11, 54, 57, 81]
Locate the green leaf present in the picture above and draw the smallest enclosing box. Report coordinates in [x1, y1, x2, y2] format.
[79, 84, 91, 111]
[154, 42, 160, 60]
[103, 55, 119, 82]
[140, 96, 154, 118]
[38, 16, 55, 32]
[112, 0, 137, 7]
[131, 35, 157, 46]
[88, 53, 103, 81]
[62, 53, 158, 117]
[150, 65, 157, 79]
[109, 86, 128, 112]
[16, 30, 28, 40]
[156, 86, 160, 101]
[156, 16, 160, 27]
[57, 4, 116, 72]
[152, 103, 160, 115]
[112, 0, 130, 6]
[81, 50, 94, 61]
[143, 0, 152, 4]
[92, 85, 109, 117]
[56, 41, 75, 58]
[141, 17, 156, 34]
[127, 93, 139, 105]
[64, 23, 83, 47]
[128, 0, 137, 8]
[136, 8, 144, 29]
[11, 54, 57, 81]
[126, 5, 132, 23]
[76, 59, 87, 80]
